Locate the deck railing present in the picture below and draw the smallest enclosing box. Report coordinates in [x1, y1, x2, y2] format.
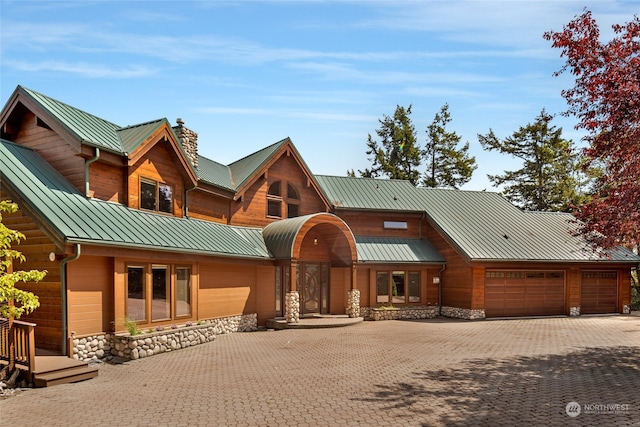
[0, 317, 36, 375]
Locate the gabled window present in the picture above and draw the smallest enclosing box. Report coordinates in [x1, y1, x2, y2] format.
[140, 178, 173, 214]
[267, 181, 300, 219]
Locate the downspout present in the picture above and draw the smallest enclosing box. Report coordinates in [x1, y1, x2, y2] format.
[184, 186, 196, 218]
[84, 147, 100, 197]
[60, 244, 81, 355]
[438, 263, 446, 316]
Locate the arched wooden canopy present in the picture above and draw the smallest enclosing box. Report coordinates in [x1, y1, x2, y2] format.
[262, 212, 357, 266]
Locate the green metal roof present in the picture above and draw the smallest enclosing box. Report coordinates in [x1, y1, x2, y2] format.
[416, 188, 639, 263]
[0, 139, 270, 259]
[195, 155, 235, 190]
[12, 87, 314, 199]
[229, 138, 288, 189]
[315, 175, 426, 211]
[355, 236, 444, 264]
[117, 119, 168, 155]
[262, 213, 327, 259]
[19, 86, 124, 154]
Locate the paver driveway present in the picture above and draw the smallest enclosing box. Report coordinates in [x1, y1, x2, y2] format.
[1, 315, 639, 426]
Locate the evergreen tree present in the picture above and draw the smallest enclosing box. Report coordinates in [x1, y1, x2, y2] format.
[423, 104, 477, 188]
[478, 110, 585, 212]
[359, 105, 421, 185]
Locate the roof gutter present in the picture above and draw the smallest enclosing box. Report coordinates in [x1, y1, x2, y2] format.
[60, 243, 81, 355]
[63, 237, 271, 261]
[84, 147, 100, 197]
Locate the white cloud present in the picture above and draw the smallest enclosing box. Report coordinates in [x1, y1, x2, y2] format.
[4, 60, 154, 78]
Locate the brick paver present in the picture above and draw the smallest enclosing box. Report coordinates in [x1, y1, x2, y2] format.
[1, 315, 639, 426]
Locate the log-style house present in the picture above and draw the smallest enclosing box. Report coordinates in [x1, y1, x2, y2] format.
[1, 85, 638, 359]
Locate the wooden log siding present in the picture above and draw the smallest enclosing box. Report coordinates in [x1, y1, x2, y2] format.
[0, 200, 63, 351]
[66, 256, 114, 336]
[423, 221, 473, 309]
[88, 160, 126, 203]
[10, 110, 86, 193]
[336, 211, 424, 237]
[186, 189, 230, 224]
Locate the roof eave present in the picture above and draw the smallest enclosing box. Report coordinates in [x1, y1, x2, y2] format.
[64, 237, 271, 260]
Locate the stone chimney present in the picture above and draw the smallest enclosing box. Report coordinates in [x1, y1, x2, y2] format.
[173, 118, 198, 168]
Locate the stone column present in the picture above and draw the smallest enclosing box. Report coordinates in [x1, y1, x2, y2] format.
[285, 291, 300, 324]
[346, 289, 360, 318]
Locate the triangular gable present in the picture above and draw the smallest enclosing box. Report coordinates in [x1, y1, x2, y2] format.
[229, 137, 331, 208]
[0, 86, 123, 155]
[121, 119, 198, 186]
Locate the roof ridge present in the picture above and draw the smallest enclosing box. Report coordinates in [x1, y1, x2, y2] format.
[228, 137, 289, 167]
[117, 117, 168, 131]
[19, 85, 120, 128]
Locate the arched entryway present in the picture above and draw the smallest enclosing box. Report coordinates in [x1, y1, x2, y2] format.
[263, 213, 358, 322]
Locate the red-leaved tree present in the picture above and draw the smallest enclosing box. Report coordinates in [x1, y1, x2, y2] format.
[544, 10, 640, 251]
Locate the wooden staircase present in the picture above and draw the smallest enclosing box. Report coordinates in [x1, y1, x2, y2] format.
[31, 356, 98, 387]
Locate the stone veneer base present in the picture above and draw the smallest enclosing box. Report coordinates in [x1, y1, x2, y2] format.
[360, 306, 440, 321]
[440, 306, 486, 320]
[71, 313, 257, 362]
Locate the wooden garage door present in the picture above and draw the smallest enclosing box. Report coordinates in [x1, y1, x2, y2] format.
[581, 271, 617, 314]
[485, 271, 565, 317]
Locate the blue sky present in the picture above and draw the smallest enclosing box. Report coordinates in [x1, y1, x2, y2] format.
[1, 1, 637, 191]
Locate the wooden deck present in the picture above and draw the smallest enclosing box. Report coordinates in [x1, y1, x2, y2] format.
[30, 355, 99, 388]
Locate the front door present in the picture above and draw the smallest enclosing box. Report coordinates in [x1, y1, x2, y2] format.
[300, 262, 329, 315]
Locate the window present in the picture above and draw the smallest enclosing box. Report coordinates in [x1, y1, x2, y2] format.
[267, 181, 300, 219]
[287, 184, 300, 218]
[127, 266, 146, 321]
[125, 263, 192, 324]
[140, 178, 173, 214]
[383, 221, 408, 230]
[175, 267, 191, 317]
[376, 271, 421, 304]
[152, 265, 170, 321]
[267, 182, 282, 218]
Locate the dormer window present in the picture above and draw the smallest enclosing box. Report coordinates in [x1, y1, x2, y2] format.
[141, 177, 173, 214]
[267, 181, 300, 219]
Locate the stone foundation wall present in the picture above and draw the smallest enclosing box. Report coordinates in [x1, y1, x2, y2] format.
[71, 313, 257, 362]
[440, 306, 486, 320]
[360, 306, 440, 321]
[570, 306, 580, 316]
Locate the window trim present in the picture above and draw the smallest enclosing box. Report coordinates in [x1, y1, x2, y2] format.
[267, 181, 301, 219]
[140, 177, 173, 214]
[376, 270, 421, 304]
[125, 262, 193, 325]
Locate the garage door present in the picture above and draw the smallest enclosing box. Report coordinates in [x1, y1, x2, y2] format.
[581, 271, 618, 314]
[485, 271, 565, 317]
